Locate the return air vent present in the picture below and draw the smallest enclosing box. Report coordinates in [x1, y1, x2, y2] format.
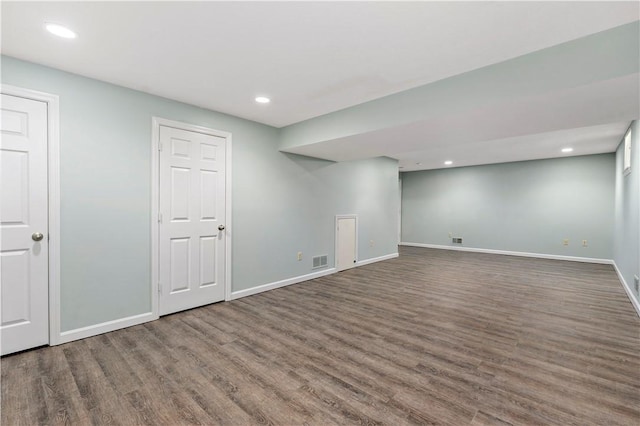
[452, 238, 463, 244]
[312, 255, 328, 269]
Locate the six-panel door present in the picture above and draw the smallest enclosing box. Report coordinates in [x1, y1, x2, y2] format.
[159, 126, 226, 315]
[0, 94, 49, 355]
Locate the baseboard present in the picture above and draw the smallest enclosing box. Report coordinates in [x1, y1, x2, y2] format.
[57, 312, 158, 345]
[400, 242, 613, 265]
[612, 262, 640, 318]
[230, 268, 337, 300]
[401, 242, 639, 317]
[230, 252, 399, 300]
[55, 253, 398, 344]
[356, 252, 399, 267]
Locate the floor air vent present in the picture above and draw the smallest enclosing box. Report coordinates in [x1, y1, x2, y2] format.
[452, 238, 463, 244]
[312, 255, 328, 269]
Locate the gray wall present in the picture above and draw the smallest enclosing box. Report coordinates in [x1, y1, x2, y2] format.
[401, 154, 615, 259]
[613, 120, 639, 306]
[2, 56, 399, 332]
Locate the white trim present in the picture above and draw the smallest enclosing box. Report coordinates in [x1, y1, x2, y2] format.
[399, 242, 613, 265]
[1, 85, 62, 346]
[151, 119, 160, 319]
[356, 253, 399, 267]
[225, 133, 233, 302]
[612, 262, 640, 318]
[335, 214, 358, 271]
[151, 117, 233, 317]
[398, 177, 402, 245]
[401, 242, 640, 318]
[231, 251, 398, 300]
[58, 312, 156, 345]
[230, 268, 337, 300]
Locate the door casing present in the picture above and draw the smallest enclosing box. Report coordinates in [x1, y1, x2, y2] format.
[1, 84, 61, 347]
[151, 117, 233, 317]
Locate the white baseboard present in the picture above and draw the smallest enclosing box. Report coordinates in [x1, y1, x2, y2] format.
[231, 252, 399, 300]
[400, 242, 613, 265]
[57, 312, 158, 345]
[230, 268, 337, 300]
[53, 252, 399, 344]
[612, 262, 640, 318]
[400, 242, 640, 318]
[356, 252, 399, 267]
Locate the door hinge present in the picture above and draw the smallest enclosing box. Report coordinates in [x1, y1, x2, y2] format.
[158, 213, 163, 224]
[158, 142, 163, 152]
[158, 284, 162, 295]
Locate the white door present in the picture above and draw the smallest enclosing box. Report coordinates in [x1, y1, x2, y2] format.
[159, 125, 226, 315]
[0, 94, 49, 355]
[336, 216, 357, 271]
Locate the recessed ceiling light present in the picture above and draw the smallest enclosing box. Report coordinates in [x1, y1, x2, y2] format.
[45, 22, 77, 39]
[255, 96, 270, 104]
[444, 160, 453, 165]
[561, 147, 574, 153]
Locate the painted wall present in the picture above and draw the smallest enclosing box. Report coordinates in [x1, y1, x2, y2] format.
[613, 120, 639, 307]
[233, 153, 399, 291]
[401, 154, 615, 259]
[1, 56, 399, 332]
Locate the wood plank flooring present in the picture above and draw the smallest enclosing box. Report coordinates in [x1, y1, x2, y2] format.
[2, 246, 639, 425]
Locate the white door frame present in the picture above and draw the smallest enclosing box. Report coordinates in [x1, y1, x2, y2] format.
[398, 177, 402, 245]
[1, 84, 61, 346]
[151, 117, 233, 316]
[335, 214, 358, 270]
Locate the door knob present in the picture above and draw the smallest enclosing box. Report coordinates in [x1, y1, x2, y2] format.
[218, 225, 225, 231]
[32, 232, 44, 242]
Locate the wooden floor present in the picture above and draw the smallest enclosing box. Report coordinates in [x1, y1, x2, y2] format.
[2, 247, 639, 425]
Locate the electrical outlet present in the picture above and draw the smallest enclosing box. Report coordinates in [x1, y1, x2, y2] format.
[448, 232, 452, 238]
[582, 240, 588, 247]
[297, 252, 302, 261]
[369, 240, 374, 247]
[562, 239, 569, 246]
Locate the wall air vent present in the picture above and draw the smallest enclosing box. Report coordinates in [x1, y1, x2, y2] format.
[312, 255, 328, 269]
[452, 238, 463, 244]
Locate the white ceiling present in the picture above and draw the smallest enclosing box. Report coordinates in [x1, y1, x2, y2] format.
[2, 1, 639, 170]
[284, 72, 639, 170]
[396, 122, 632, 172]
